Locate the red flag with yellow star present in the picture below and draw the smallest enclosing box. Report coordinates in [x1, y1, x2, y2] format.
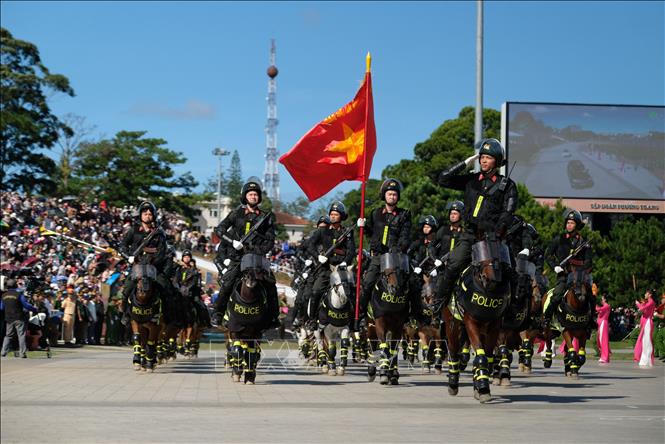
[279, 58, 376, 201]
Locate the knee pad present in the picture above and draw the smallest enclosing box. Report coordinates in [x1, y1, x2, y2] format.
[341, 338, 350, 349]
[132, 333, 141, 345]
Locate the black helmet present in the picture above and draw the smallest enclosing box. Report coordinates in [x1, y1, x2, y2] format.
[182, 250, 192, 259]
[328, 201, 348, 221]
[563, 209, 584, 229]
[418, 215, 439, 230]
[241, 176, 263, 205]
[379, 178, 403, 201]
[526, 223, 539, 240]
[476, 138, 506, 167]
[138, 200, 157, 217]
[446, 200, 465, 213]
[316, 215, 331, 226]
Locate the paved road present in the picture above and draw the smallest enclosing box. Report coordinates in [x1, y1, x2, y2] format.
[1, 344, 663, 443]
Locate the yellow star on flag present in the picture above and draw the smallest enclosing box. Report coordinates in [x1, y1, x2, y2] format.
[324, 123, 365, 164]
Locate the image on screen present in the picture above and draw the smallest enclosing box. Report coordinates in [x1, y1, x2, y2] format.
[505, 103, 665, 200]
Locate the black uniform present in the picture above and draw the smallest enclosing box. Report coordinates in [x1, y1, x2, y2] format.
[173, 262, 201, 325]
[120, 223, 170, 308]
[434, 224, 464, 259]
[307, 225, 356, 319]
[407, 232, 439, 320]
[543, 231, 593, 323]
[435, 161, 518, 304]
[212, 205, 279, 324]
[289, 239, 317, 326]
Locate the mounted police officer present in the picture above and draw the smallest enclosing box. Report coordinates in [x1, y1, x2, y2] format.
[291, 216, 330, 328]
[434, 138, 518, 308]
[542, 209, 593, 328]
[212, 178, 280, 329]
[307, 202, 356, 320]
[408, 215, 440, 322]
[357, 178, 424, 325]
[120, 200, 169, 322]
[430, 201, 465, 276]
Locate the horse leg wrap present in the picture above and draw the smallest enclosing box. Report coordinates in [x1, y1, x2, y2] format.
[567, 348, 579, 371]
[327, 344, 337, 369]
[473, 350, 491, 393]
[231, 341, 243, 375]
[522, 339, 533, 367]
[132, 333, 142, 365]
[245, 347, 260, 372]
[497, 345, 511, 380]
[578, 349, 586, 367]
[406, 341, 417, 363]
[317, 348, 329, 368]
[185, 339, 192, 356]
[543, 350, 553, 368]
[460, 348, 470, 371]
[421, 344, 431, 366]
[168, 338, 176, 357]
[378, 343, 391, 375]
[340, 338, 350, 368]
[146, 340, 156, 369]
[434, 347, 443, 370]
[389, 342, 399, 372]
[448, 360, 460, 389]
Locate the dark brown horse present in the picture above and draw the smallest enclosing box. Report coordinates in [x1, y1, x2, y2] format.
[225, 254, 271, 384]
[441, 238, 511, 403]
[367, 253, 410, 385]
[128, 264, 163, 372]
[545, 268, 592, 379]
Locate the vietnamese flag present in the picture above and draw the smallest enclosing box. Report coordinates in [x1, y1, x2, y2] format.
[279, 54, 376, 201]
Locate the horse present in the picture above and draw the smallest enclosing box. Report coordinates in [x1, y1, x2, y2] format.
[441, 236, 512, 403]
[402, 274, 446, 372]
[314, 264, 354, 376]
[366, 253, 411, 385]
[544, 268, 593, 379]
[225, 253, 271, 384]
[493, 254, 542, 385]
[128, 263, 163, 372]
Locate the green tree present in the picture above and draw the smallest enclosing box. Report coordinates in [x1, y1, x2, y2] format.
[282, 196, 311, 219]
[73, 130, 199, 218]
[54, 113, 97, 196]
[1, 27, 75, 195]
[226, 150, 243, 207]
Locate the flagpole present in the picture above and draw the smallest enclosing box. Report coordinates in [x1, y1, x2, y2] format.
[354, 52, 372, 326]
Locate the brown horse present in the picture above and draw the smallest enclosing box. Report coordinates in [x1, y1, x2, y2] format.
[403, 274, 446, 373]
[493, 255, 543, 385]
[545, 268, 592, 379]
[225, 254, 271, 384]
[366, 253, 410, 385]
[128, 264, 163, 372]
[441, 238, 511, 403]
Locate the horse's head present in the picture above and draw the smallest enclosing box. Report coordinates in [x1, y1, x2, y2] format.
[421, 274, 436, 306]
[132, 264, 157, 305]
[329, 264, 354, 309]
[379, 253, 407, 296]
[565, 268, 591, 308]
[471, 239, 511, 294]
[238, 253, 270, 304]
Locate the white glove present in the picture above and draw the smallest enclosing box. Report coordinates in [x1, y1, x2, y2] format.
[223, 258, 231, 267]
[128, 256, 135, 264]
[304, 259, 313, 267]
[357, 218, 366, 228]
[434, 259, 443, 268]
[554, 266, 564, 274]
[519, 248, 530, 256]
[232, 240, 243, 251]
[464, 153, 480, 168]
[339, 262, 347, 268]
[414, 267, 422, 275]
[221, 268, 228, 275]
[318, 255, 328, 264]
[302, 272, 309, 279]
[429, 269, 438, 277]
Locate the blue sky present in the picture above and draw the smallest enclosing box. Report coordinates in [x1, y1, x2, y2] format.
[2, 1, 663, 203]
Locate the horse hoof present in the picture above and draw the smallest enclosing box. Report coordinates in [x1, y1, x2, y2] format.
[133, 364, 141, 371]
[380, 375, 390, 385]
[570, 373, 579, 380]
[448, 386, 458, 396]
[321, 366, 329, 374]
[473, 388, 480, 400]
[148, 368, 155, 373]
[544, 361, 552, 369]
[525, 367, 532, 374]
[500, 378, 511, 387]
[336, 367, 346, 376]
[389, 376, 399, 385]
[245, 380, 255, 385]
[328, 368, 337, 376]
[435, 368, 443, 375]
[232, 374, 241, 383]
[492, 378, 501, 386]
[479, 393, 492, 403]
[518, 363, 525, 372]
